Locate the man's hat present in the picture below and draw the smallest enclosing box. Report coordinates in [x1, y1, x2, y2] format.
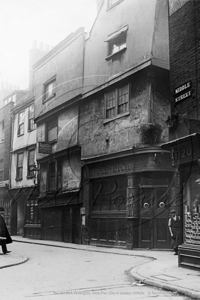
[170, 209, 176, 214]
[0, 207, 5, 212]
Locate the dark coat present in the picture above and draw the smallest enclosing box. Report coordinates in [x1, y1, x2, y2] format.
[170, 216, 180, 249]
[0, 215, 12, 245]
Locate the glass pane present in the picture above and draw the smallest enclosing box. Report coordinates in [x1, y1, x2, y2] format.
[99, 218, 107, 240]
[118, 218, 126, 241]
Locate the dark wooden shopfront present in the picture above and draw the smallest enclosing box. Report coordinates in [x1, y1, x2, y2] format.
[139, 186, 170, 249]
[83, 147, 175, 249]
[39, 192, 82, 244]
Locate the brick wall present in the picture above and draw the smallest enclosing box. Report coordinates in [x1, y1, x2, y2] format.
[169, 0, 200, 119]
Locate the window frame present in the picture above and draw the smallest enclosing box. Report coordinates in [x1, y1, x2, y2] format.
[105, 26, 128, 60]
[28, 104, 36, 131]
[16, 152, 23, 181]
[43, 76, 56, 103]
[48, 161, 56, 191]
[18, 111, 25, 136]
[105, 83, 130, 120]
[27, 148, 35, 178]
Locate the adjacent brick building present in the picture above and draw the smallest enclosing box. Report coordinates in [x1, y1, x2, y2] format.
[163, 0, 200, 269]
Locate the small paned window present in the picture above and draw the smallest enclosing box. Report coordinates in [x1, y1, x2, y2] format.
[18, 111, 25, 136]
[57, 160, 62, 191]
[2, 120, 4, 141]
[28, 104, 36, 131]
[47, 119, 57, 142]
[118, 84, 129, 114]
[105, 84, 129, 119]
[17, 152, 23, 180]
[43, 77, 56, 103]
[27, 149, 35, 177]
[106, 90, 116, 118]
[49, 162, 56, 190]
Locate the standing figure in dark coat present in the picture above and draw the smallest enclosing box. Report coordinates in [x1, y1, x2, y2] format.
[168, 209, 181, 255]
[0, 207, 12, 254]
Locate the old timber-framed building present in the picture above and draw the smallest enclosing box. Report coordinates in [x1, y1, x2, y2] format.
[79, 0, 175, 249]
[33, 28, 85, 243]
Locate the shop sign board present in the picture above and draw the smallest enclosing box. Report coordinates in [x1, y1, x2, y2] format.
[38, 142, 52, 154]
[170, 137, 200, 166]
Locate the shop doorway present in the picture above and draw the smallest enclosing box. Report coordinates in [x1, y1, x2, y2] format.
[63, 207, 81, 244]
[139, 187, 170, 249]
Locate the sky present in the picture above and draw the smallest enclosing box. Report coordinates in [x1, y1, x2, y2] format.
[0, 0, 97, 90]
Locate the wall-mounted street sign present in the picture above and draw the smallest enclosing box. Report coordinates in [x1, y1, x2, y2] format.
[38, 142, 52, 154]
[174, 81, 192, 103]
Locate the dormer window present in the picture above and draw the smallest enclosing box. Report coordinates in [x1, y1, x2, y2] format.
[106, 26, 128, 59]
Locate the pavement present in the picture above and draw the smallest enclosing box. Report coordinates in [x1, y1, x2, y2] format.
[1, 236, 200, 299]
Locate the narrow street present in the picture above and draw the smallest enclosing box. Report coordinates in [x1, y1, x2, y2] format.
[0, 242, 191, 300]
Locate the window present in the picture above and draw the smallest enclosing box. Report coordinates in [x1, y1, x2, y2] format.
[105, 84, 129, 119]
[49, 162, 56, 190]
[43, 77, 56, 103]
[107, 0, 122, 9]
[92, 175, 126, 212]
[27, 149, 35, 178]
[106, 26, 128, 58]
[18, 111, 25, 136]
[47, 119, 57, 142]
[3, 94, 16, 106]
[17, 153, 23, 180]
[28, 104, 36, 131]
[41, 160, 63, 193]
[49, 161, 62, 191]
[57, 160, 62, 190]
[1, 120, 4, 141]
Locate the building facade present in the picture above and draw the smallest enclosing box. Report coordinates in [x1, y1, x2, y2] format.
[79, 0, 175, 249]
[0, 90, 27, 229]
[9, 93, 39, 237]
[162, 0, 200, 269]
[33, 28, 85, 242]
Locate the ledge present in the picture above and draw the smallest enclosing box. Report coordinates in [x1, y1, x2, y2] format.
[105, 47, 127, 61]
[103, 112, 130, 124]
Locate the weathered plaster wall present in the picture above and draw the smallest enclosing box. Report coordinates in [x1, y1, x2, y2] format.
[84, 0, 169, 93]
[34, 28, 84, 120]
[39, 153, 81, 194]
[80, 68, 170, 158]
[80, 72, 150, 158]
[36, 105, 78, 161]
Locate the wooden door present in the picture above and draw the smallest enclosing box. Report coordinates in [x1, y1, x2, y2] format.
[139, 188, 170, 249]
[63, 209, 71, 243]
[72, 207, 81, 244]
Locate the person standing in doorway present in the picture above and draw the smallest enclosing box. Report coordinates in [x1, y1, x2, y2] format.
[0, 207, 12, 254]
[168, 209, 181, 255]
